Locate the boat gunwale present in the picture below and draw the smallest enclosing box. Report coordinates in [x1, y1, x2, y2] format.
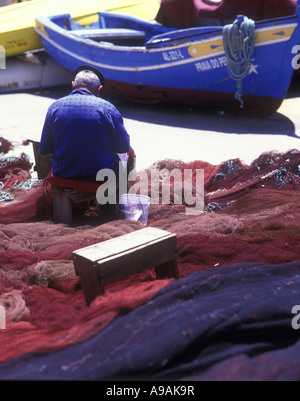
[35, 11, 300, 54]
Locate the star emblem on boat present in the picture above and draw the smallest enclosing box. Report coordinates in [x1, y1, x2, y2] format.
[249, 64, 259, 74]
[190, 47, 199, 56]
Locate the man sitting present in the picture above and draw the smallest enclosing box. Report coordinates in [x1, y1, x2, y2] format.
[40, 65, 135, 220]
[40, 65, 133, 181]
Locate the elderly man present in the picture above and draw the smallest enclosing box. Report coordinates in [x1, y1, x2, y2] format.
[40, 65, 133, 183]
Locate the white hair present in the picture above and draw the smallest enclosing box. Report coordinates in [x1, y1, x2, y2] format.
[74, 70, 101, 91]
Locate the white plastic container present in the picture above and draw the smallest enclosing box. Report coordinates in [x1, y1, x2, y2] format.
[119, 194, 151, 225]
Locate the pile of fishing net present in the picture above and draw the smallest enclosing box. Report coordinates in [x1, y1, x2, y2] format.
[0, 143, 300, 380]
[0, 137, 49, 223]
[2, 261, 299, 381]
[0, 137, 13, 154]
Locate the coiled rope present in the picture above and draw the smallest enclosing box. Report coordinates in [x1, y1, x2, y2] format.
[223, 15, 256, 109]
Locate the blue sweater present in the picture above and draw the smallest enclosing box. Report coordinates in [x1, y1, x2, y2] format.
[40, 89, 130, 180]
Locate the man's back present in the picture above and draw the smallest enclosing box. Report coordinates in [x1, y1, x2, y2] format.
[40, 88, 130, 181]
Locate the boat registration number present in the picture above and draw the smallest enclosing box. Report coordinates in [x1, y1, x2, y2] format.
[162, 49, 185, 62]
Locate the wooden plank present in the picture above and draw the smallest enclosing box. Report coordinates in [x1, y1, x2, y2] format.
[52, 188, 73, 225]
[95, 234, 178, 285]
[75, 258, 104, 306]
[69, 190, 96, 204]
[155, 259, 180, 280]
[73, 227, 175, 263]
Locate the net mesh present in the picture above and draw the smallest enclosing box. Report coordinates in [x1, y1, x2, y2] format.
[0, 144, 300, 380]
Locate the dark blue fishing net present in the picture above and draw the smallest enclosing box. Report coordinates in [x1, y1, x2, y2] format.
[0, 260, 299, 381]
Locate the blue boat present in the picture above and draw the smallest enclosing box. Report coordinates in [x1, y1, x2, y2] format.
[34, 1, 300, 116]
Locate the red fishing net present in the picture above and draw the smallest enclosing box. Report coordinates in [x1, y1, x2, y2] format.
[0, 152, 51, 224]
[0, 145, 300, 380]
[0, 137, 13, 154]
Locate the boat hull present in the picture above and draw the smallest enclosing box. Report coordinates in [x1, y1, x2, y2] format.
[0, 50, 70, 93]
[101, 78, 284, 117]
[0, 0, 160, 57]
[35, 9, 300, 116]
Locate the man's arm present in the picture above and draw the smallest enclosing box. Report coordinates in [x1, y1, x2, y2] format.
[40, 108, 55, 155]
[110, 107, 131, 154]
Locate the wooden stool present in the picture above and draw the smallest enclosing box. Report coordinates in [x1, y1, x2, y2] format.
[52, 187, 118, 225]
[28, 140, 98, 225]
[73, 227, 180, 306]
[28, 139, 135, 225]
[52, 186, 99, 225]
[47, 176, 118, 225]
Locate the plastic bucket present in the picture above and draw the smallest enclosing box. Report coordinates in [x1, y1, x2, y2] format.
[119, 194, 151, 225]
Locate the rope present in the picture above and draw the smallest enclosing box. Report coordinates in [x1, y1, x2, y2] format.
[12, 179, 42, 189]
[0, 182, 14, 202]
[0, 179, 42, 202]
[223, 15, 256, 109]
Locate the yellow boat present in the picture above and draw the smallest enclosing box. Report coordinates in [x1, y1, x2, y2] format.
[0, 0, 160, 57]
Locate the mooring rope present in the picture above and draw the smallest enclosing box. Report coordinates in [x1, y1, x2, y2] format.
[223, 15, 256, 109]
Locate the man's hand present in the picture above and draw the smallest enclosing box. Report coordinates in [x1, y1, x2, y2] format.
[127, 147, 136, 173]
[128, 147, 136, 159]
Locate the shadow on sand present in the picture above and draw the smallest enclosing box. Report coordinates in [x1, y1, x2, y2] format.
[36, 75, 300, 139]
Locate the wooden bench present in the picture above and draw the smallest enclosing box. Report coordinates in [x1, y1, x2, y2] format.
[73, 227, 179, 306]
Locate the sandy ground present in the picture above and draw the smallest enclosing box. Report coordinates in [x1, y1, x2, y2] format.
[0, 80, 300, 173]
